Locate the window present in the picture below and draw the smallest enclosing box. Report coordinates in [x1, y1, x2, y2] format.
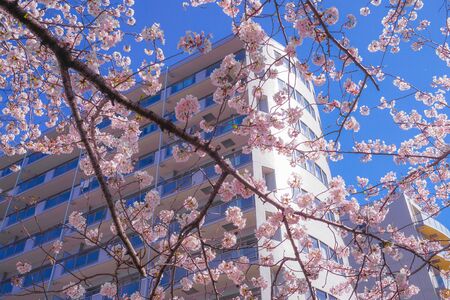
[97, 118, 111, 129]
[263, 169, 277, 191]
[125, 192, 145, 207]
[278, 78, 287, 91]
[130, 235, 144, 248]
[0, 164, 14, 178]
[278, 78, 319, 121]
[120, 280, 140, 298]
[164, 112, 177, 123]
[316, 290, 328, 300]
[7, 206, 35, 226]
[63, 249, 100, 273]
[86, 207, 107, 226]
[84, 287, 100, 300]
[140, 122, 158, 137]
[44, 189, 71, 210]
[140, 93, 161, 107]
[297, 121, 318, 140]
[79, 178, 100, 195]
[23, 265, 52, 287]
[0, 280, 12, 296]
[0, 239, 26, 260]
[170, 75, 195, 94]
[314, 289, 338, 300]
[233, 152, 251, 167]
[17, 173, 46, 194]
[26, 152, 47, 165]
[293, 151, 328, 187]
[137, 152, 155, 169]
[206, 60, 221, 77]
[234, 49, 246, 62]
[258, 96, 269, 113]
[202, 94, 215, 108]
[53, 158, 78, 177]
[34, 226, 62, 247]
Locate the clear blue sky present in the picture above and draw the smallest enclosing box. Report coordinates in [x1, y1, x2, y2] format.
[127, 1, 449, 225]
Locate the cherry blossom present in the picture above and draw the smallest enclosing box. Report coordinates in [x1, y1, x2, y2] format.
[100, 282, 117, 298]
[63, 282, 86, 300]
[0, 0, 447, 299]
[16, 261, 31, 274]
[175, 95, 200, 122]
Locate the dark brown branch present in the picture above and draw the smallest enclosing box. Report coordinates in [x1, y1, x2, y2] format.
[304, 0, 380, 91]
[57, 63, 146, 277]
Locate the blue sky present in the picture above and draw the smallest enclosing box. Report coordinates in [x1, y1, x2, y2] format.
[127, 1, 449, 225]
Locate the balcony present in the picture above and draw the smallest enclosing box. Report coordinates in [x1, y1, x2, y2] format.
[430, 252, 450, 270]
[12, 157, 78, 197]
[0, 152, 252, 266]
[416, 212, 450, 244]
[161, 246, 258, 287]
[0, 197, 257, 297]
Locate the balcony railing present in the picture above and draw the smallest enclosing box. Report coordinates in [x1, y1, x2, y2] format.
[204, 196, 255, 225]
[416, 212, 450, 240]
[161, 247, 258, 287]
[14, 157, 78, 195]
[0, 238, 26, 260]
[62, 248, 100, 274]
[0, 47, 245, 186]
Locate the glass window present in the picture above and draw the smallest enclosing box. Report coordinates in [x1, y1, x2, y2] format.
[7, 206, 35, 226]
[278, 78, 287, 91]
[23, 265, 52, 287]
[125, 193, 145, 207]
[203, 94, 215, 108]
[137, 152, 155, 169]
[0, 165, 14, 178]
[120, 280, 140, 297]
[165, 112, 177, 123]
[329, 248, 339, 263]
[170, 75, 195, 94]
[162, 180, 176, 196]
[234, 49, 246, 62]
[0, 239, 26, 260]
[140, 123, 157, 137]
[0, 280, 12, 296]
[53, 158, 78, 177]
[63, 249, 99, 273]
[26, 152, 47, 165]
[319, 242, 329, 259]
[17, 173, 46, 194]
[322, 170, 329, 186]
[97, 118, 112, 129]
[206, 60, 221, 77]
[258, 97, 269, 113]
[80, 178, 100, 195]
[274, 50, 282, 60]
[86, 207, 107, 226]
[316, 290, 328, 300]
[177, 175, 192, 190]
[130, 235, 144, 248]
[140, 93, 161, 107]
[44, 189, 71, 210]
[34, 226, 62, 247]
[309, 106, 317, 119]
[202, 164, 216, 179]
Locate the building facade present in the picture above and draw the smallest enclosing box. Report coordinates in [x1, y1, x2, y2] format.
[345, 194, 450, 299]
[0, 36, 349, 299]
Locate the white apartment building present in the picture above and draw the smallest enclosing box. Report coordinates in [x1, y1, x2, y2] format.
[0, 36, 350, 300]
